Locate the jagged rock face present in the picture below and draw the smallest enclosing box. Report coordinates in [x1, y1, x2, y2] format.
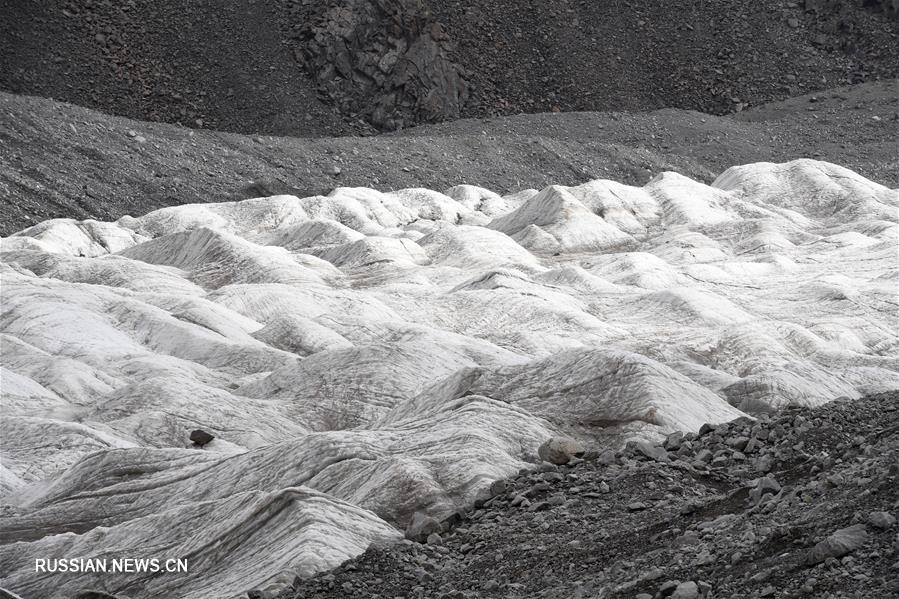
[288, 0, 468, 130]
[0, 159, 897, 598]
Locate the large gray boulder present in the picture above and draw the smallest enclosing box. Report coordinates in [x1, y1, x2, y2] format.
[538, 437, 585, 465]
[405, 511, 441, 541]
[804, 524, 868, 566]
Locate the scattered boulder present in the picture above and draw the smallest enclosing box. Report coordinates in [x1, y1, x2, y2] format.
[541, 471, 563, 483]
[658, 580, 681, 596]
[749, 476, 781, 504]
[663, 431, 684, 451]
[596, 449, 617, 466]
[74, 592, 122, 599]
[867, 511, 896, 530]
[489, 479, 509, 496]
[537, 437, 584, 465]
[727, 436, 750, 452]
[405, 511, 441, 541]
[189, 429, 215, 446]
[634, 440, 669, 462]
[804, 524, 869, 565]
[671, 581, 700, 599]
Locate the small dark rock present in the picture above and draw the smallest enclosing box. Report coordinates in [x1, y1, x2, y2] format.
[664, 431, 684, 451]
[189, 429, 215, 446]
[541, 471, 564, 483]
[658, 580, 681, 596]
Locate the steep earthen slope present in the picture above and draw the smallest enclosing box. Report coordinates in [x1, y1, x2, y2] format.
[2, 0, 896, 134]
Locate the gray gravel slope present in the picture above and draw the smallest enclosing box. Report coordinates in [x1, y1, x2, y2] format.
[1, 80, 896, 236]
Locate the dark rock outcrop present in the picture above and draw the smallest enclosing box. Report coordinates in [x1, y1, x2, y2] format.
[287, 0, 468, 131]
[537, 437, 584, 465]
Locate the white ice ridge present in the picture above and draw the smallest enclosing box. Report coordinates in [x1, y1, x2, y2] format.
[1, 159, 897, 598]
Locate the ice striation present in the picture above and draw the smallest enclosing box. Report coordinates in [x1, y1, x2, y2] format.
[0, 159, 897, 598]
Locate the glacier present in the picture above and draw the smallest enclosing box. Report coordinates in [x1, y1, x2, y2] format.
[0, 159, 897, 598]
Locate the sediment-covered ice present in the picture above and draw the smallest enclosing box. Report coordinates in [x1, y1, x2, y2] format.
[1, 159, 896, 598]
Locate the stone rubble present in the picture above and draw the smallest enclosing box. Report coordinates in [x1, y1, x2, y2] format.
[280, 391, 899, 599]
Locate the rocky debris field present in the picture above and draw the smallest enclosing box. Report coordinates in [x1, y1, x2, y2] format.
[280, 392, 899, 599]
[1, 0, 897, 134]
[2, 79, 897, 236]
